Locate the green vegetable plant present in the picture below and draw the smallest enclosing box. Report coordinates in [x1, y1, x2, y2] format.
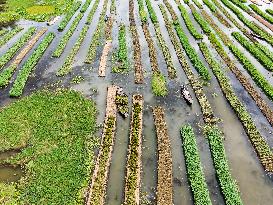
[53, 13, 84, 57]
[137, 0, 148, 22]
[57, 25, 89, 76]
[9, 33, 55, 97]
[178, 4, 203, 40]
[190, 4, 211, 34]
[192, 0, 203, 9]
[181, 125, 212, 205]
[266, 9, 273, 17]
[0, 27, 36, 70]
[58, 1, 81, 31]
[0, 29, 8, 36]
[0, 27, 23, 48]
[145, 0, 158, 23]
[203, 0, 217, 12]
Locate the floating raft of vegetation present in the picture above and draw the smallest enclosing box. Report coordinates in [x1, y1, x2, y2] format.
[86, 85, 118, 205]
[129, 0, 144, 83]
[153, 106, 173, 205]
[99, 40, 112, 77]
[124, 94, 143, 205]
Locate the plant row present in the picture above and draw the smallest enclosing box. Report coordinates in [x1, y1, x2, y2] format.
[58, 1, 81, 31]
[113, 24, 129, 72]
[190, 5, 212, 34]
[219, 0, 273, 46]
[0, 27, 36, 70]
[80, 0, 92, 13]
[129, 0, 144, 83]
[229, 44, 273, 100]
[250, 4, 273, 25]
[86, 0, 100, 24]
[171, 5, 211, 81]
[9, 32, 55, 97]
[232, 32, 273, 71]
[145, 0, 177, 78]
[192, 0, 203, 9]
[152, 106, 173, 205]
[0, 28, 47, 88]
[86, 85, 117, 205]
[124, 95, 143, 205]
[85, 0, 108, 64]
[174, 22, 211, 81]
[53, 13, 84, 57]
[210, 0, 246, 31]
[254, 42, 273, 61]
[200, 42, 273, 172]
[0, 29, 8, 36]
[204, 125, 243, 204]
[180, 125, 212, 205]
[160, 2, 215, 123]
[201, 9, 273, 127]
[57, 25, 89, 76]
[145, 0, 158, 23]
[0, 27, 23, 48]
[266, 9, 273, 17]
[178, 4, 203, 40]
[137, 0, 148, 23]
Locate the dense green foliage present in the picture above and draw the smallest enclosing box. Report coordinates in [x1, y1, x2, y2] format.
[232, 32, 273, 71]
[250, 4, 273, 24]
[204, 126, 243, 205]
[174, 23, 211, 81]
[0, 27, 36, 69]
[58, 1, 81, 31]
[0, 27, 23, 48]
[0, 90, 97, 204]
[152, 72, 168, 97]
[229, 44, 273, 101]
[0, 0, 74, 26]
[181, 125, 212, 205]
[53, 13, 84, 57]
[86, 0, 100, 24]
[0, 65, 17, 87]
[0, 29, 8, 36]
[9, 33, 55, 97]
[57, 25, 88, 76]
[178, 5, 203, 40]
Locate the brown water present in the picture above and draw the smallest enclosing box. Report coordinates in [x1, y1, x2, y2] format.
[0, 0, 273, 204]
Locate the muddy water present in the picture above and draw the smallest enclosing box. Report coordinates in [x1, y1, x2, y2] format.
[0, 165, 23, 183]
[0, 0, 273, 204]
